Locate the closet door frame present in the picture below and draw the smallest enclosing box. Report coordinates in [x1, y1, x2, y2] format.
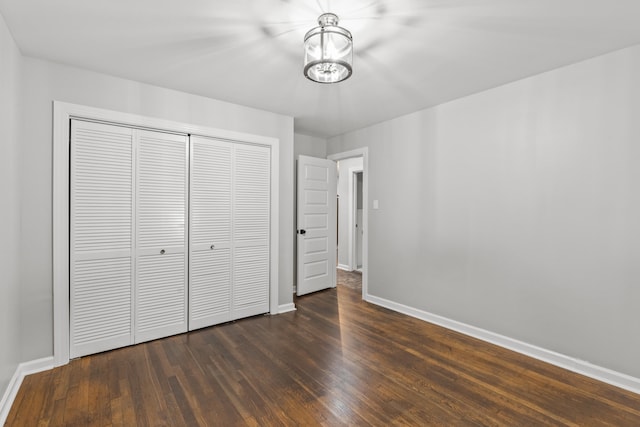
[53, 101, 280, 366]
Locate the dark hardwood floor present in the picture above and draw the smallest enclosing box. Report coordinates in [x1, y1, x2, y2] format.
[6, 271, 640, 426]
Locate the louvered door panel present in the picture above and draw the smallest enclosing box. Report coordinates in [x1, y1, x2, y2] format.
[191, 139, 232, 245]
[137, 131, 187, 251]
[71, 258, 132, 357]
[233, 246, 269, 319]
[135, 130, 188, 342]
[190, 249, 231, 329]
[135, 253, 187, 342]
[70, 120, 133, 358]
[232, 144, 270, 319]
[189, 137, 233, 330]
[234, 145, 270, 244]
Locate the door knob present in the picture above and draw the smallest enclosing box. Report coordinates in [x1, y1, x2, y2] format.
[160, 249, 165, 254]
[298, 229, 306, 235]
[210, 244, 215, 250]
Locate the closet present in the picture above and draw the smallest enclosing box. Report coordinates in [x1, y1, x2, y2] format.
[69, 120, 270, 358]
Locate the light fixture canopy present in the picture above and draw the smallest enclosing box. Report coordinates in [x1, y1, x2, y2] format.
[304, 13, 353, 84]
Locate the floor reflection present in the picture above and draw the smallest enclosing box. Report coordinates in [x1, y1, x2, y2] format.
[336, 269, 362, 292]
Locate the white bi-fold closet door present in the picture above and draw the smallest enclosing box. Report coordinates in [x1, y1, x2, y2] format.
[135, 128, 189, 343]
[70, 121, 271, 358]
[70, 120, 188, 358]
[189, 136, 270, 330]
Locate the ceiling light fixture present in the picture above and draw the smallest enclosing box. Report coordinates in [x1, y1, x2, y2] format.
[304, 13, 353, 84]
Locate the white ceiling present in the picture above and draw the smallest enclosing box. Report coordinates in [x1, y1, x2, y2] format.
[1, 0, 640, 137]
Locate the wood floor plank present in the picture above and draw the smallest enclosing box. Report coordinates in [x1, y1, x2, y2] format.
[5, 269, 640, 426]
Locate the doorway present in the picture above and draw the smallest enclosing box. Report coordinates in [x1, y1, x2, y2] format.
[328, 148, 369, 300]
[336, 159, 363, 272]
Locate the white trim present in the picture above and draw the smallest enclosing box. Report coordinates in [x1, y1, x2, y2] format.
[52, 103, 70, 367]
[54, 101, 280, 366]
[0, 357, 55, 425]
[337, 264, 351, 271]
[278, 303, 297, 314]
[328, 148, 369, 300]
[366, 295, 640, 395]
[269, 134, 280, 317]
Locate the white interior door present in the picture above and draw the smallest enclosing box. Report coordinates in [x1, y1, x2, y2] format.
[232, 143, 271, 319]
[297, 155, 337, 296]
[189, 136, 271, 328]
[134, 129, 188, 343]
[70, 120, 134, 358]
[189, 136, 233, 330]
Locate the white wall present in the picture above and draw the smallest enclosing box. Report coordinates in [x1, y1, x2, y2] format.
[19, 57, 295, 361]
[294, 133, 327, 160]
[337, 157, 363, 269]
[328, 45, 640, 379]
[0, 11, 22, 395]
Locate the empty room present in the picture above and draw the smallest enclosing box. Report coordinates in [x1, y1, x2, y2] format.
[2, 0, 640, 425]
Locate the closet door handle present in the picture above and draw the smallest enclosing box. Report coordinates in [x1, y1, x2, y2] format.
[210, 244, 215, 250]
[160, 249, 165, 255]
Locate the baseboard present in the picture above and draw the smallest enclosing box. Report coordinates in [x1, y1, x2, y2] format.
[278, 303, 297, 314]
[337, 264, 351, 271]
[0, 356, 55, 425]
[366, 295, 640, 395]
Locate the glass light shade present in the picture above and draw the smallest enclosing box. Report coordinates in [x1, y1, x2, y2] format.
[304, 13, 353, 84]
